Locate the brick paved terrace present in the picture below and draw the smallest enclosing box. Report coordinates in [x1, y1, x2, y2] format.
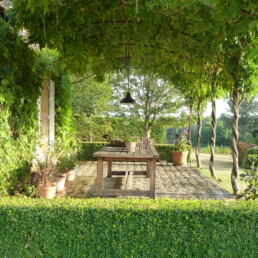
[62, 161, 233, 200]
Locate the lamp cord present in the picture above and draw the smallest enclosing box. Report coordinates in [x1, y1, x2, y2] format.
[126, 44, 130, 92]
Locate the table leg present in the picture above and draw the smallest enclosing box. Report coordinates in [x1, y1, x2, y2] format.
[146, 161, 150, 178]
[149, 159, 156, 199]
[96, 157, 104, 197]
[107, 160, 112, 177]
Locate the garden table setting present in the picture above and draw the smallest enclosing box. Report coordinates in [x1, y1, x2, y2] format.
[93, 145, 159, 198]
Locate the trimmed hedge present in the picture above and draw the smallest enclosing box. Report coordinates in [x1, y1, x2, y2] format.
[78, 142, 179, 162]
[77, 142, 108, 161]
[0, 198, 257, 257]
[154, 144, 176, 162]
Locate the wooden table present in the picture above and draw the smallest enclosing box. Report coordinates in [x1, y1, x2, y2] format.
[93, 146, 159, 198]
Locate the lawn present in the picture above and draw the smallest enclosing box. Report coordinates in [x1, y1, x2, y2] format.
[192, 153, 247, 193]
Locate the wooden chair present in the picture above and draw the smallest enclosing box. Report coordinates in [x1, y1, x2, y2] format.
[135, 137, 155, 151]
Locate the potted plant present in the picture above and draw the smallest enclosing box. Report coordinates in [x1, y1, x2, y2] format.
[172, 134, 190, 166]
[35, 153, 58, 199]
[54, 156, 69, 192]
[56, 154, 77, 182]
[124, 137, 140, 152]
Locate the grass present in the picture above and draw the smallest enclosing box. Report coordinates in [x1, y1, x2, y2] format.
[192, 152, 247, 193]
[199, 146, 232, 155]
[0, 197, 257, 257]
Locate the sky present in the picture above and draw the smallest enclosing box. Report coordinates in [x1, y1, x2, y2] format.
[203, 99, 229, 118]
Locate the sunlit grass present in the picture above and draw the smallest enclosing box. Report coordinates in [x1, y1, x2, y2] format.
[199, 146, 232, 155]
[192, 153, 247, 194]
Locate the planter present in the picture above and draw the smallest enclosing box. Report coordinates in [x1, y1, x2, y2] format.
[159, 159, 167, 166]
[54, 173, 67, 192]
[125, 142, 137, 152]
[66, 169, 75, 182]
[38, 184, 56, 199]
[172, 151, 188, 166]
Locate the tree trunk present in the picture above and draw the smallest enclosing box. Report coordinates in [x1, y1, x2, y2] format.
[187, 103, 193, 142]
[231, 88, 240, 195]
[195, 97, 202, 168]
[209, 100, 218, 179]
[187, 103, 193, 164]
[89, 122, 92, 142]
[145, 128, 151, 138]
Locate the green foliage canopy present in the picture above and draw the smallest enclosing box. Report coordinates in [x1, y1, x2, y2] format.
[8, 0, 257, 81]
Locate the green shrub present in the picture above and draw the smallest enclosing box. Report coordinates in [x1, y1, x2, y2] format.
[244, 147, 258, 169]
[77, 142, 108, 161]
[0, 198, 257, 257]
[239, 158, 258, 200]
[246, 146, 258, 155]
[244, 154, 258, 169]
[78, 142, 179, 162]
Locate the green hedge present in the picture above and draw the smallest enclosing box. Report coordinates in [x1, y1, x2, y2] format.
[78, 142, 180, 162]
[77, 142, 108, 161]
[244, 147, 258, 169]
[154, 144, 176, 162]
[0, 198, 257, 257]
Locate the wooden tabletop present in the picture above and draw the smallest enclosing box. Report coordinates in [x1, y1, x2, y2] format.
[93, 146, 159, 159]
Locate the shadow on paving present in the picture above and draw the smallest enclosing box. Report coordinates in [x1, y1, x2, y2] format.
[62, 161, 233, 199]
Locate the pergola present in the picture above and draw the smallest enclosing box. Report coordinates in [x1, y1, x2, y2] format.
[3, 0, 258, 194]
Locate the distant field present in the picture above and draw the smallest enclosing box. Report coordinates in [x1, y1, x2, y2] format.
[192, 153, 247, 194]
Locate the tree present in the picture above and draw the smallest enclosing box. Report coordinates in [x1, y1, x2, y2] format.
[221, 36, 257, 195]
[112, 72, 186, 137]
[72, 75, 114, 141]
[226, 97, 258, 144]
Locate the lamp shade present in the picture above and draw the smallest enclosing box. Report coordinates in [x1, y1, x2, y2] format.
[120, 92, 136, 105]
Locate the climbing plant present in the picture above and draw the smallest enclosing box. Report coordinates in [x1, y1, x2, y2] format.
[36, 48, 77, 154]
[0, 21, 75, 194]
[0, 18, 42, 194]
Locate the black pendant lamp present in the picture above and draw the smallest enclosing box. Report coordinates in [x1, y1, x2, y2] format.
[120, 44, 136, 105]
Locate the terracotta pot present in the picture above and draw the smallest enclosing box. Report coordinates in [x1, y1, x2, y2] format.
[54, 173, 67, 192]
[38, 184, 56, 199]
[172, 151, 188, 166]
[125, 142, 137, 152]
[66, 169, 75, 182]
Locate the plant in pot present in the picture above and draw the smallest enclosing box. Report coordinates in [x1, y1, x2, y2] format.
[56, 154, 77, 182]
[172, 134, 190, 166]
[35, 153, 58, 199]
[124, 137, 140, 152]
[54, 155, 68, 192]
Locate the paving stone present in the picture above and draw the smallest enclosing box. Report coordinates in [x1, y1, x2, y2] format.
[63, 162, 233, 200]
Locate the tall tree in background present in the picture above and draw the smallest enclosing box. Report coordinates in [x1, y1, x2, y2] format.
[112, 73, 185, 137]
[72, 75, 114, 141]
